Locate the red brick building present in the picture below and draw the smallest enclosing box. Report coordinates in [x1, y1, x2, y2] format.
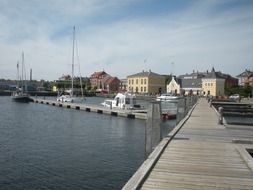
[236, 69, 253, 86]
[101, 76, 120, 93]
[217, 72, 238, 88]
[90, 71, 109, 89]
[247, 73, 253, 87]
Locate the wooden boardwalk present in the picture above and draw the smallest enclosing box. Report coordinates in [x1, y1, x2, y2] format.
[123, 98, 253, 190]
[32, 98, 147, 120]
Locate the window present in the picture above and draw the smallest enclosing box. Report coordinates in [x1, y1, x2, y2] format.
[144, 79, 147, 84]
[136, 79, 138, 84]
[144, 87, 146, 92]
[129, 80, 131, 85]
[141, 79, 143, 84]
[136, 87, 138, 93]
[141, 87, 143, 92]
[132, 79, 134, 84]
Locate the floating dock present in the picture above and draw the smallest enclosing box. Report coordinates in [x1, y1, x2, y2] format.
[123, 98, 253, 190]
[212, 101, 253, 118]
[32, 98, 148, 120]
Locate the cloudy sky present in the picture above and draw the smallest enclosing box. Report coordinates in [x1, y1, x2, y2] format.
[0, 0, 253, 80]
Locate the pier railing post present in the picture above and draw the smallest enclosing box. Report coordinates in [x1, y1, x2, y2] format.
[145, 101, 161, 157]
[184, 98, 187, 117]
[218, 107, 224, 124]
[187, 97, 190, 112]
[176, 98, 185, 124]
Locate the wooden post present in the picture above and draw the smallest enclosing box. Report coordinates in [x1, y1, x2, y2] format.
[218, 107, 224, 124]
[184, 98, 187, 117]
[145, 101, 161, 157]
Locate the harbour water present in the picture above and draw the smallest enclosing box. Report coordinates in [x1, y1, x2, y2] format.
[0, 96, 176, 190]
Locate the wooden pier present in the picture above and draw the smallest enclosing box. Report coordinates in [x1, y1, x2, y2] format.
[32, 98, 147, 120]
[123, 98, 253, 190]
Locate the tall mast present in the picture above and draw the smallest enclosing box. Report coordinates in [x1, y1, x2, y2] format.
[17, 61, 19, 81]
[21, 52, 24, 84]
[21, 52, 27, 92]
[21, 52, 24, 92]
[16, 61, 20, 90]
[71, 26, 75, 97]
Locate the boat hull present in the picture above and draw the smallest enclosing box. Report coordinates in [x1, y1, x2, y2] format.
[12, 95, 33, 103]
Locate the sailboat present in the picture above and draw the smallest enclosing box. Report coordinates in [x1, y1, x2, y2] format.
[12, 52, 32, 103]
[57, 26, 84, 103]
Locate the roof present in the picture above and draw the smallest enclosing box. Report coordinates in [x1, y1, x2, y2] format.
[90, 71, 108, 78]
[178, 72, 206, 79]
[102, 76, 120, 85]
[236, 69, 253, 77]
[181, 78, 202, 88]
[169, 77, 182, 86]
[203, 67, 224, 79]
[127, 70, 163, 78]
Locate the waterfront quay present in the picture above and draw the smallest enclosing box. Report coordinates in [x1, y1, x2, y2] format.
[31, 97, 195, 121]
[32, 98, 148, 120]
[123, 98, 253, 190]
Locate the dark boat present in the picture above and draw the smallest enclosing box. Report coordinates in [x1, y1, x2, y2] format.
[12, 52, 32, 103]
[12, 92, 33, 103]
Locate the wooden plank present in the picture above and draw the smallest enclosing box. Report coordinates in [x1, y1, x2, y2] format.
[129, 98, 253, 190]
[122, 103, 198, 190]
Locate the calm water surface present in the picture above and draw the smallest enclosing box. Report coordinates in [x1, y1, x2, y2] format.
[0, 96, 175, 190]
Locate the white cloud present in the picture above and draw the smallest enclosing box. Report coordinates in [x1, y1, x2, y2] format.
[0, 0, 253, 80]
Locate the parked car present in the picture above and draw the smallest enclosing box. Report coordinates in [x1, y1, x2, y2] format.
[229, 94, 240, 101]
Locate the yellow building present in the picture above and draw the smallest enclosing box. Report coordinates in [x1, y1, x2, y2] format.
[166, 77, 181, 95]
[127, 70, 165, 94]
[52, 85, 58, 92]
[202, 68, 225, 96]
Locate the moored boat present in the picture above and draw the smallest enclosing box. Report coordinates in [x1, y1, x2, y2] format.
[12, 92, 32, 103]
[56, 26, 84, 103]
[56, 91, 74, 103]
[156, 93, 180, 101]
[12, 52, 32, 103]
[101, 92, 140, 109]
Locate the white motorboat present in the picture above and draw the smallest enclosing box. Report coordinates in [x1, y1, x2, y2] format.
[56, 93, 73, 102]
[156, 93, 179, 101]
[101, 93, 140, 109]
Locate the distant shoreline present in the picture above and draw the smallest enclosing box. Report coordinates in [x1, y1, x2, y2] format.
[0, 91, 98, 97]
[0, 91, 58, 96]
